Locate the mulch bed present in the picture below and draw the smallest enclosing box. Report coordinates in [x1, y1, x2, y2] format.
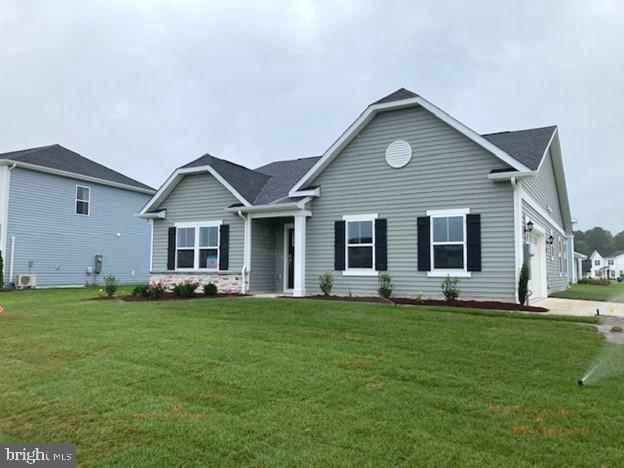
[391, 297, 548, 313]
[90, 293, 246, 302]
[284, 295, 548, 312]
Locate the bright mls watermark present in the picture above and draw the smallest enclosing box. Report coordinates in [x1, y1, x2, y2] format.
[0, 444, 75, 467]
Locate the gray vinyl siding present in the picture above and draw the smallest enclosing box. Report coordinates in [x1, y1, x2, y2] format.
[521, 149, 564, 227]
[249, 218, 289, 293]
[5, 167, 151, 286]
[250, 219, 277, 292]
[522, 200, 569, 294]
[152, 172, 244, 272]
[305, 106, 517, 301]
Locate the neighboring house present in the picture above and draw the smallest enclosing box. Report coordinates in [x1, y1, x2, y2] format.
[0, 144, 156, 287]
[574, 251, 588, 282]
[140, 88, 574, 304]
[589, 250, 624, 279]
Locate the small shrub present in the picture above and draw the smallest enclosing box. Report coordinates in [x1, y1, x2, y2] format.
[132, 285, 149, 297]
[441, 275, 460, 302]
[414, 291, 424, 304]
[173, 281, 199, 297]
[104, 274, 119, 297]
[578, 278, 609, 286]
[518, 262, 529, 305]
[147, 282, 165, 299]
[378, 273, 392, 299]
[319, 272, 333, 296]
[204, 282, 218, 296]
[611, 326, 623, 333]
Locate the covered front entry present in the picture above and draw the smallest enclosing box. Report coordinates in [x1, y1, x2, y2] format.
[245, 212, 308, 296]
[527, 228, 547, 303]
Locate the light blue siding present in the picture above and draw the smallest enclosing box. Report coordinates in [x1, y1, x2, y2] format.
[5, 168, 151, 286]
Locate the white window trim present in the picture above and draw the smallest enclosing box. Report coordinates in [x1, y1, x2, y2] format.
[342, 214, 377, 275]
[174, 220, 222, 271]
[75, 185, 91, 216]
[427, 208, 472, 278]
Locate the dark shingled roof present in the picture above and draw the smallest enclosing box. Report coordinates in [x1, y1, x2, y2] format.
[372, 88, 419, 105]
[181, 154, 270, 204]
[482, 126, 557, 171]
[0, 144, 154, 191]
[253, 157, 321, 205]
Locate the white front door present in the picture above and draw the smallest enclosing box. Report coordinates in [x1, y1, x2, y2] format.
[528, 230, 547, 302]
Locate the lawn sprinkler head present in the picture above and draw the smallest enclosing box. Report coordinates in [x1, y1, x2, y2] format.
[577, 379, 584, 386]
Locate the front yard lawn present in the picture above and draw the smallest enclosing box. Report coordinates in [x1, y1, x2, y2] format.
[0, 288, 623, 466]
[551, 281, 624, 303]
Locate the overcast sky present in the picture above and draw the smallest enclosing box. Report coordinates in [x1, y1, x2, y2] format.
[1, 0, 622, 232]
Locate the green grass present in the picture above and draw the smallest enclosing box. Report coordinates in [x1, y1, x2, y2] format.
[0, 288, 623, 466]
[551, 281, 624, 303]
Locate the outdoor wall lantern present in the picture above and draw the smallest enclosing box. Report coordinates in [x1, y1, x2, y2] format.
[524, 220, 534, 233]
[546, 235, 555, 245]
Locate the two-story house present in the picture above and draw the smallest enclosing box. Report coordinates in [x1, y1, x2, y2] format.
[0, 144, 155, 287]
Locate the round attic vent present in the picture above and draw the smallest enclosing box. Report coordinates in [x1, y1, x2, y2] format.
[385, 140, 412, 168]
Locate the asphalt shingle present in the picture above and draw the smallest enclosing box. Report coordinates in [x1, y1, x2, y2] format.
[0, 144, 154, 191]
[482, 126, 557, 171]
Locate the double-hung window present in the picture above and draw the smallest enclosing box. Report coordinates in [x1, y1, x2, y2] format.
[429, 209, 468, 275]
[595, 259, 601, 266]
[344, 214, 376, 273]
[175, 222, 220, 270]
[75, 185, 90, 215]
[608, 259, 615, 266]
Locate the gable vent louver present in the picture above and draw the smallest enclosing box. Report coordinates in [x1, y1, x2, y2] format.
[385, 140, 412, 168]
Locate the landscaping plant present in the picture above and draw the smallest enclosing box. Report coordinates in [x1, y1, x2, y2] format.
[147, 282, 166, 299]
[203, 282, 218, 296]
[378, 273, 392, 299]
[441, 275, 460, 301]
[518, 262, 529, 305]
[319, 272, 333, 296]
[173, 281, 199, 297]
[0, 251, 3, 290]
[104, 274, 119, 297]
[132, 285, 149, 297]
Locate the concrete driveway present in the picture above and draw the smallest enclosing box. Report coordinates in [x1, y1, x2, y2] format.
[535, 298, 624, 317]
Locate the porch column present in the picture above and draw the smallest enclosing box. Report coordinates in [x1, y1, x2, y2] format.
[293, 213, 307, 297]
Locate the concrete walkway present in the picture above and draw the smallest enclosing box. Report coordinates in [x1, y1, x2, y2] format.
[535, 297, 624, 317]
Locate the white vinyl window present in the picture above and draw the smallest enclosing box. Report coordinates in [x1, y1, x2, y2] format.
[608, 259, 615, 266]
[175, 222, 221, 270]
[595, 259, 601, 266]
[343, 214, 376, 275]
[428, 208, 470, 277]
[75, 185, 90, 215]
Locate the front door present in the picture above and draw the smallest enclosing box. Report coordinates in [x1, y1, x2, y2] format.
[284, 225, 295, 291]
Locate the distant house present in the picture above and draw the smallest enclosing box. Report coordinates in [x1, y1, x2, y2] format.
[139, 88, 574, 304]
[589, 250, 624, 280]
[0, 145, 156, 287]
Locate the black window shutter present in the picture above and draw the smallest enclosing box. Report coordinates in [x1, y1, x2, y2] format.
[466, 214, 482, 272]
[219, 224, 230, 271]
[417, 217, 431, 271]
[167, 227, 176, 270]
[334, 221, 346, 271]
[375, 218, 387, 271]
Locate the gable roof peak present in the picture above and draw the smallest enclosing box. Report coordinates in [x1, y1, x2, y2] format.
[371, 88, 419, 105]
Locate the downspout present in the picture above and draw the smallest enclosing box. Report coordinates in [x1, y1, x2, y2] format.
[237, 210, 249, 294]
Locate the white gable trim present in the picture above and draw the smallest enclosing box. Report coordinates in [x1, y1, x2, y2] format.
[139, 165, 252, 217]
[536, 127, 559, 172]
[289, 95, 531, 197]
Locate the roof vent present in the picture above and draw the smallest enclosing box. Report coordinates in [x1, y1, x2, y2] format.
[385, 140, 412, 168]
